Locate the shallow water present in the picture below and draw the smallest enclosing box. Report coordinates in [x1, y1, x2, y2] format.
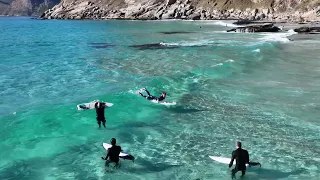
[0, 17, 320, 180]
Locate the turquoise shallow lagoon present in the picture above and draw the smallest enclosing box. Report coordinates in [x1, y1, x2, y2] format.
[0, 17, 320, 179]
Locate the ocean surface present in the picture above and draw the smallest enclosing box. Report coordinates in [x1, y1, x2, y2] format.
[0, 17, 320, 180]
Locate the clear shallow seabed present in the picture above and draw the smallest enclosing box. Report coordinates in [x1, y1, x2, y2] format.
[0, 17, 320, 180]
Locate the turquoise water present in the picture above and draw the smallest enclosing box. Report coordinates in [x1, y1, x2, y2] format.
[0, 17, 320, 179]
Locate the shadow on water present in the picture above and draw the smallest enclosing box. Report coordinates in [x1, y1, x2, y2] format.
[128, 43, 178, 50]
[124, 158, 182, 173]
[158, 31, 195, 35]
[88, 42, 115, 49]
[246, 167, 307, 180]
[165, 105, 209, 114]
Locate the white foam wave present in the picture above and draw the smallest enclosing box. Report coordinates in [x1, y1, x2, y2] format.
[160, 40, 215, 47]
[288, 29, 296, 33]
[225, 59, 234, 63]
[151, 100, 177, 106]
[128, 89, 140, 95]
[259, 29, 297, 43]
[212, 20, 240, 27]
[253, 48, 260, 52]
[212, 63, 223, 67]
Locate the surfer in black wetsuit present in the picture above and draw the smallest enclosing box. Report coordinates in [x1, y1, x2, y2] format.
[229, 141, 261, 179]
[94, 101, 106, 128]
[101, 138, 122, 168]
[138, 88, 166, 102]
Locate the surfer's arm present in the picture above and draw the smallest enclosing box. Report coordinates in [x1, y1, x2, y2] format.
[101, 149, 111, 160]
[229, 151, 235, 168]
[145, 89, 151, 96]
[246, 151, 250, 164]
[139, 92, 147, 98]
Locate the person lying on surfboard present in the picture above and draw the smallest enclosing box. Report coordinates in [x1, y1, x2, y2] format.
[101, 138, 122, 168]
[229, 141, 261, 179]
[139, 88, 166, 102]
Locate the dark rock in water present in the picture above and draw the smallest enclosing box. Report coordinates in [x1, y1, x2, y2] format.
[294, 27, 320, 34]
[158, 31, 194, 34]
[129, 43, 178, 50]
[233, 19, 253, 25]
[89, 43, 114, 49]
[233, 20, 275, 25]
[227, 23, 281, 33]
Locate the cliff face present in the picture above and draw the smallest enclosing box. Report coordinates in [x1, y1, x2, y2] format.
[40, 0, 320, 21]
[0, 0, 60, 16]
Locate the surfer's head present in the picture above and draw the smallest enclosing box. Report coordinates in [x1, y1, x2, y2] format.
[162, 92, 166, 98]
[96, 101, 102, 108]
[111, 138, 116, 146]
[236, 141, 242, 149]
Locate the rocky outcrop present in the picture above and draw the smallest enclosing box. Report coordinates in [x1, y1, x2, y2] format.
[226, 23, 281, 33]
[0, 0, 59, 16]
[39, 0, 320, 21]
[294, 26, 320, 34]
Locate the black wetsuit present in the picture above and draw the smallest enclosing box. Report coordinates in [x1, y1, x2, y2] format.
[105, 145, 122, 166]
[229, 148, 249, 177]
[95, 102, 106, 128]
[139, 89, 165, 101]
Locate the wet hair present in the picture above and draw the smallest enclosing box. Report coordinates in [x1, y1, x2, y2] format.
[162, 92, 167, 95]
[111, 138, 116, 145]
[237, 141, 242, 148]
[96, 101, 102, 108]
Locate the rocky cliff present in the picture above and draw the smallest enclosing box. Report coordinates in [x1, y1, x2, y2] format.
[0, 0, 60, 16]
[40, 0, 320, 21]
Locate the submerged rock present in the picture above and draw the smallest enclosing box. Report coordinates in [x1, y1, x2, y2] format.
[129, 43, 178, 50]
[89, 43, 114, 49]
[158, 31, 194, 34]
[227, 23, 281, 33]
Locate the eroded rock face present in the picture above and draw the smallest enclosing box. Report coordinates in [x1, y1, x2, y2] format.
[1, 0, 59, 16]
[35, 0, 320, 22]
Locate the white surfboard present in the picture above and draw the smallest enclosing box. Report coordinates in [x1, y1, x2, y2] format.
[102, 143, 128, 157]
[77, 100, 113, 110]
[209, 156, 249, 167]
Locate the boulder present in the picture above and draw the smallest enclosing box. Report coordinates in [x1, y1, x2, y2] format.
[162, 8, 177, 19]
[167, 0, 176, 6]
[189, 12, 200, 20]
[233, 19, 253, 25]
[294, 27, 320, 33]
[227, 23, 281, 33]
[185, 9, 193, 16]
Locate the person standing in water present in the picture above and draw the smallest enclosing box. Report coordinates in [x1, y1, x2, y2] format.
[94, 101, 106, 128]
[101, 138, 122, 168]
[229, 141, 261, 179]
[138, 88, 166, 102]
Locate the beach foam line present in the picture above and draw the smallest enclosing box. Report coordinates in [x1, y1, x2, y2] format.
[259, 29, 297, 43]
[160, 40, 216, 47]
[212, 20, 240, 27]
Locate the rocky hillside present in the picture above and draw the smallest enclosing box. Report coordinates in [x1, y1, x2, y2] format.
[40, 0, 320, 21]
[0, 0, 60, 16]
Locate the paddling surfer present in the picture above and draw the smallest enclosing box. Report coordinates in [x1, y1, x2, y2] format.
[138, 88, 166, 102]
